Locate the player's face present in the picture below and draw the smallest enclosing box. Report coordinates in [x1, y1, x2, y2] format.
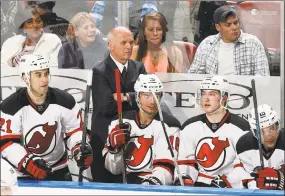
[75, 19, 96, 47]
[200, 90, 222, 113]
[261, 124, 279, 148]
[144, 19, 163, 46]
[139, 92, 162, 116]
[24, 14, 43, 40]
[109, 30, 134, 64]
[215, 15, 240, 43]
[29, 69, 49, 96]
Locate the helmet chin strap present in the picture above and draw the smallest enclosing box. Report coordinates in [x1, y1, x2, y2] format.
[26, 80, 45, 103]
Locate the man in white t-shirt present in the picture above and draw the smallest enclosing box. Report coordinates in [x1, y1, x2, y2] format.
[189, 6, 269, 76]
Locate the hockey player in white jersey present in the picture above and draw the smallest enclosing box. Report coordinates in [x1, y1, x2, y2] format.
[103, 74, 181, 185]
[237, 104, 284, 190]
[0, 54, 93, 181]
[176, 76, 250, 188]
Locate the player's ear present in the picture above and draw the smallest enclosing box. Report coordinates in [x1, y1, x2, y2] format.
[108, 41, 114, 51]
[22, 74, 29, 84]
[22, 74, 27, 82]
[215, 23, 221, 32]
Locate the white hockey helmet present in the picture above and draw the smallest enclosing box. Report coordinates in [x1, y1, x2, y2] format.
[248, 104, 280, 135]
[18, 53, 50, 79]
[200, 75, 229, 95]
[197, 76, 230, 108]
[134, 74, 163, 106]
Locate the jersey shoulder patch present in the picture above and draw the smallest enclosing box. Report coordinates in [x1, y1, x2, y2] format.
[236, 131, 258, 154]
[229, 113, 251, 131]
[49, 88, 76, 110]
[162, 111, 181, 129]
[181, 114, 205, 130]
[0, 88, 28, 115]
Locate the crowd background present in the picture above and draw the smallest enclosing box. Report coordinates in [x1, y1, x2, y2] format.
[0, 0, 284, 187]
[1, 1, 282, 76]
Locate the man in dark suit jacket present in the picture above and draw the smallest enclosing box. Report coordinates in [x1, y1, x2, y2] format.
[91, 26, 146, 183]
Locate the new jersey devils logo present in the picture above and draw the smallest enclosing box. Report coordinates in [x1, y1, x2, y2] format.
[195, 137, 230, 172]
[25, 122, 58, 156]
[126, 136, 153, 170]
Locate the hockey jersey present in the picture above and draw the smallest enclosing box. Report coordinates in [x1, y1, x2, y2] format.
[237, 131, 285, 174]
[0, 87, 86, 172]
[177, 111, 251, 188]
[103, 110, 181, 185]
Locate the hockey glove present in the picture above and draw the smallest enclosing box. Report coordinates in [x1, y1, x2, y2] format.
[18, 153, 52, 180]
[174, 174, 194, 186]
[107, 123, 131, 153]
[71, 143, 93, 170]
[251, 167, 284, 190]
[141, 176, 163, 185]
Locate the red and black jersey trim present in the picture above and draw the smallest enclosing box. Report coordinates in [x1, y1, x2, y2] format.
[177, 160, 198, 169]
[153, 159, 175, 177]
[0, 135, 21, 151]
[205, 111, 230, 132]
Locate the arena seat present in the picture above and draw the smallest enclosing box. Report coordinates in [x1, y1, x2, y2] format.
[173, 41, 197, 71]
[235, 1, 281, 76]
[236, 1, 281, 50]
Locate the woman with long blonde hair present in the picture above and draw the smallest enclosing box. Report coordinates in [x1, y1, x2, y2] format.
[58, 12, 108, 69]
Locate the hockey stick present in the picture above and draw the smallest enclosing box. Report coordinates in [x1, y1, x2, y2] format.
[78, 70, 93, 182]
[114, 68, 127, 184]
[251, 79, 264, 169]
[151, 91, 184, 186]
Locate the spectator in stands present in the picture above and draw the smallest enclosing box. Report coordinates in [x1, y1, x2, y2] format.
[1, 1, 18, 48]
[189, 6, 270, 76]
[90, 26, 146, 183]
[58, 12, 108, 69]
[90, 0, 158, 37]
[1, 11, 61, 67]
[26, 1, 69, 43]
[131, 12, 184, 73]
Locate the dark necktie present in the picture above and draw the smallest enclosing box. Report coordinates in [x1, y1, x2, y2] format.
[121, 66, 127, 85]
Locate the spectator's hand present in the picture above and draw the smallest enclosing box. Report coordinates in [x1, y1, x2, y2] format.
[107, 123, 131, 153]
[12, 53, 25, 67]
[71, 143, 93, 170]
[251, 167, 284, 190]
[18, 153, 52, 180]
